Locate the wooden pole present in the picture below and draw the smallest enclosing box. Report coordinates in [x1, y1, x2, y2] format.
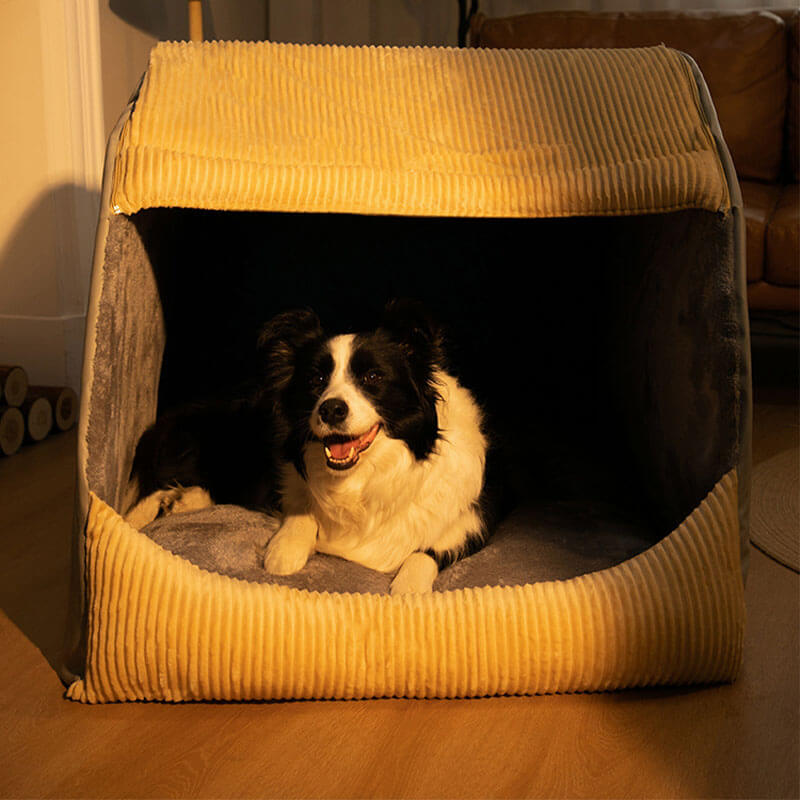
[188, 0, 203, 42]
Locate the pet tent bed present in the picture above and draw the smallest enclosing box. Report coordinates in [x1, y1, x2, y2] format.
[62, 41, 750, 702]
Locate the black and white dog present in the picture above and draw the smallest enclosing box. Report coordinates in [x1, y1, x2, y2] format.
[125, 300, 491, 594]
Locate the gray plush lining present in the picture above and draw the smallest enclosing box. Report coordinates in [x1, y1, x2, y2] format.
[142, 498, 654, 594]
[85, 213, 165, 513]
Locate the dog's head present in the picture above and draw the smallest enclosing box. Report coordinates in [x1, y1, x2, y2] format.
[259, 300, 444, 477]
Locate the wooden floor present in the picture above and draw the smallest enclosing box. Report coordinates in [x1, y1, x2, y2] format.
[0, 389, 797, 799]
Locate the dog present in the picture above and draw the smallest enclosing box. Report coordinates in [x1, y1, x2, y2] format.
[125, 300, 491, 594]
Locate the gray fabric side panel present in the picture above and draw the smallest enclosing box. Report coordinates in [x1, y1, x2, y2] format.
[60, 107, 132, 686]
[686, 53, 751, 578]
[606, 211, 741, 538]
[84, 214, 166, 512]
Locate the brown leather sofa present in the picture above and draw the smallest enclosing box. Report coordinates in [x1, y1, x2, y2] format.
[470, 9, 800, 315]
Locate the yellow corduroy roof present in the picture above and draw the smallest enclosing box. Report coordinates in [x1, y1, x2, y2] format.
[111, 40, 729, 218]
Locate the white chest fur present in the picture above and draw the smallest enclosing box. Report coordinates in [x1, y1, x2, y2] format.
[284, 370, 487, 573]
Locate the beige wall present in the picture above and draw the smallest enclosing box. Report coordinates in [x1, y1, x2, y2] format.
[0, 2, 98, 391]
[0, 4, 56, 317]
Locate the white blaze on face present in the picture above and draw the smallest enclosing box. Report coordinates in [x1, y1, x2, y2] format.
[312, 334, 382, 440]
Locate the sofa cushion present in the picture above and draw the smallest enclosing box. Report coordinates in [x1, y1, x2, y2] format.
[471, 10, 788, 183]
[741, 181, 782, 284]
[766, 184, 800, 288]
[746, 282, 800, 312]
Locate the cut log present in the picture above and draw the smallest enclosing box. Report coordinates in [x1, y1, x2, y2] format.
[0, 405, 25, 456]
[0, 365, 28, 407]
[21, 397, 53, 442]
[27, 385, 78, 431]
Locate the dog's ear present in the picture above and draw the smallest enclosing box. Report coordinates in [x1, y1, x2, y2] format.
[380, 298, 444, 366]
[380, 299, 443, 459]
[258, 309, 322, 390]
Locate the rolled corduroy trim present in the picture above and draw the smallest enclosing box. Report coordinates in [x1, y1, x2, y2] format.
[67, 469, 744, 703]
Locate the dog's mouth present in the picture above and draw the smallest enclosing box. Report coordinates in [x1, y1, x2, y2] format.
[323, 423, 381, 470]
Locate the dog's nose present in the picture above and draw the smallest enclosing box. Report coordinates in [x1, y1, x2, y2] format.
[318, 398, 348, 426]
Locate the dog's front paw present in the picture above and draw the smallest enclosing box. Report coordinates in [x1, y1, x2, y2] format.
[263, 531, 313, 575]
[125, 485, 213, 529]
[125, 493, 164, 529]
[165, 485, 213, 514]
[263, 516, 317, 575]
[390, 552, 439, 596]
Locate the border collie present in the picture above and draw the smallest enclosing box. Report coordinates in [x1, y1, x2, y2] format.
[125, 300, 490, 594]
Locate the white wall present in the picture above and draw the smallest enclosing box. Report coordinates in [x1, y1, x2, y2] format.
[0, 1, 104, 392]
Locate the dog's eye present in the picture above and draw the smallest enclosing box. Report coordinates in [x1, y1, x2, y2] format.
[309, 372, 326, 389]
[362, 369, 383, 386]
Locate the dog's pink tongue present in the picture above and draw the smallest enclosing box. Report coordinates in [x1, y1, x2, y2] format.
[329, 439, 358, 460]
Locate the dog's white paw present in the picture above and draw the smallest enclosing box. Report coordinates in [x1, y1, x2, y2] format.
[167, 486, 213, 514]
[390, 552, 439, 596]
[124, 485, 213, 529]
[263, 516, 317, 575]
[125, 493, 165, 529]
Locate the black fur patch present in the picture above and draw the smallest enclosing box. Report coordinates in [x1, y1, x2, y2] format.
[347, 331, 441, 460]
[129, 396, 284, 513]
[424, 526, 487, 571]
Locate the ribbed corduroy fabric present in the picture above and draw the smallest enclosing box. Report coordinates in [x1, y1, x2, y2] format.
[110, 41, 729, 218]
[67, 470, 744, 703]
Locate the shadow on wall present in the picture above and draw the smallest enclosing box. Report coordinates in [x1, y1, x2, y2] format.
[0, 183, 101, 391]
[109, 0, 188, 40]
[108, 1, 452, 48]
[108, 0, 270, 42]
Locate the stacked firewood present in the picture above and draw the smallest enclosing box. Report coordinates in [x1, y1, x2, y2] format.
[0, 365, 77, 456]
